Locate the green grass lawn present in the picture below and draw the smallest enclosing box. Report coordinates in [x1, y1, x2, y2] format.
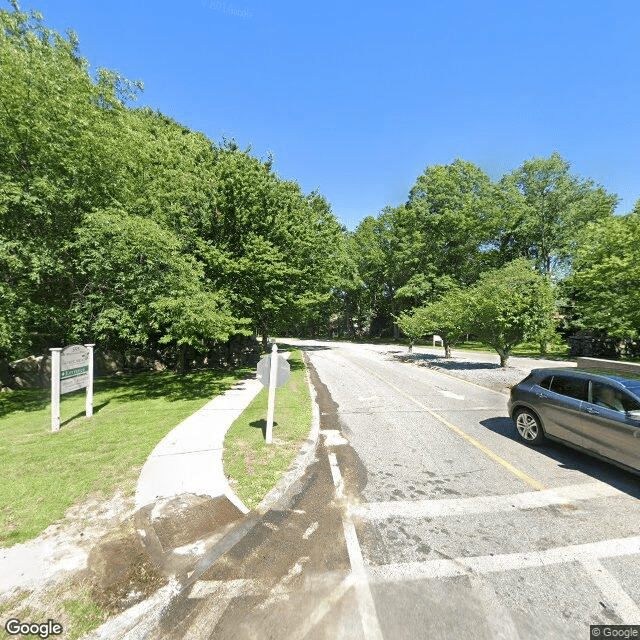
[0, 366, 251, 547]
[223, 348, 312, 510]
[450, 340, 571, 359]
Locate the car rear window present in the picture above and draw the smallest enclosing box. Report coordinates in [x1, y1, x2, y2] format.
[548, 375, 588, 401]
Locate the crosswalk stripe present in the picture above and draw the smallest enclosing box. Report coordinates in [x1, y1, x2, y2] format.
[352, 481, 624, 520]
[368, 536, 640, 583]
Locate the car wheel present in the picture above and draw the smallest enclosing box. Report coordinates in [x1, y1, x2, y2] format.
[514, 409, 544, 445]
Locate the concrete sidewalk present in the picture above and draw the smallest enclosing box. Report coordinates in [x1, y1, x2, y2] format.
[84, 351, 321, 639]
[134, 376, 263, 513]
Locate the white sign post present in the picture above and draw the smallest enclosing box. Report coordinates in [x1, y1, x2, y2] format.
[50, 343, 95, 433]
[265, 343, 278, 444]
[256, 342, 291, 444]
[50, 348, 62, 433]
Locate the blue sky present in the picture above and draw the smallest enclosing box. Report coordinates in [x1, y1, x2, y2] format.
[18, 0, 640, 229]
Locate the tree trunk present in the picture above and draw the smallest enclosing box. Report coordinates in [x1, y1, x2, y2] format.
[176, 344, 189, 373]
[497, 347, 509, 368]
[261, 330, 269, 351]
[408, 340, 413, 353]
[444, 339, 452, 359]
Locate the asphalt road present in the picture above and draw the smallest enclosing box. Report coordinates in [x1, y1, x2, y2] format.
[152, 340, 640, 640]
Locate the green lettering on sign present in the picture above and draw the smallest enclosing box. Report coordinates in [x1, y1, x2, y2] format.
[60, 365, 89, 379]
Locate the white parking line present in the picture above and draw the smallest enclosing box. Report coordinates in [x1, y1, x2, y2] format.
[188, 578, 258, 599]
[368, 536, 640, 583]
[328, 452, 344, 498]
[352, 482, 624, 520]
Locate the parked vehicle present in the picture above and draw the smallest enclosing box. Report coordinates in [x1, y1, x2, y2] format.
[508, 368, 640, 473]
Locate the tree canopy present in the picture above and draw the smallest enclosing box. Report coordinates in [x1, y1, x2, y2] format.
[0, 4, 347, 367]
[1, 3, 635, 369]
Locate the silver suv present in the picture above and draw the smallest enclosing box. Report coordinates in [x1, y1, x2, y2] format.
[508, 368, 640, 473]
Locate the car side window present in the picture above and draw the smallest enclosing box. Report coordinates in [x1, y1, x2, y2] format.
[549, 375, 588, 401]
[539, 376, 553, 390]
[589, 381, 640, 413]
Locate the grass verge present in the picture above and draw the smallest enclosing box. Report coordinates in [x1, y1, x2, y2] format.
[0, 366, 251, 547]
[223, 348, 312, 510]
[450, 340, 570, 359]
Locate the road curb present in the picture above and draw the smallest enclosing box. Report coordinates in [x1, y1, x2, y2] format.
[254, 356, 321, 514]
[81, 352, 321, 640]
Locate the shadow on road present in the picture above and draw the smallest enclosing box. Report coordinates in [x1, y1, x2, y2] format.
[481, 416, 640, 499]
[395, 353, 503, 370]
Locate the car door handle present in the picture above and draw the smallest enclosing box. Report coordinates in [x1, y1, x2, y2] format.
[585, 407, 599, 415]
[537, 393, 548, 399]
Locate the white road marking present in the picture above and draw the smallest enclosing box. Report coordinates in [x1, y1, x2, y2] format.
[189, 578, 259, 599]
[352, 482, 624, 520]
[258, 558, 310, 609]
[436, 388, 465, 400]
[263, 522, 279, 531]
[303, 522, 319, 540]
[284, 575, 355, 640]
[321, 429, 349, 446]
[368, 536, 640, 583]
[328, 452, 344, 498]
[468, 574, 522, 640]
[580, 557, 640, 624]
[328, 452, 384, 640]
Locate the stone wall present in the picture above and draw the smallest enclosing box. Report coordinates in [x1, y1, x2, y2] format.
[577, 357, 640, 375]
[0, 336, 262, 390]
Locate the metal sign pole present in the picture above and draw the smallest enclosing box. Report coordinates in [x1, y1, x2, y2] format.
[265, 342, 278, 444]
[50, 348, 62, 433]
[84, 343, 95, 418]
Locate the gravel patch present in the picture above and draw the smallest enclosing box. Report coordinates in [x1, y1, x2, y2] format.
[390, 352, 535, 392]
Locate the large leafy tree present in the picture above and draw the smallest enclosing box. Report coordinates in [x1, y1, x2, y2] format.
[400, 159, 505, 286]
[350, 160, 505, 338]
[0, 4, 346, 366]
[562, 202, 640, 340]
[0, 4, 142, 358]
[68, 210, 245, 357]
[497, 152, 617, 276]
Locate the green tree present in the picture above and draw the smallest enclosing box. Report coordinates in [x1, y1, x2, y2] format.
[562, 203, 640, 340]
[68, 210, 245, 362]
[468, 259, 556, 367]
[401, 159, 505, 285]
[0, 4, 142, 358]
[397, 288, 470, 357]
[498, 152, 617, 275]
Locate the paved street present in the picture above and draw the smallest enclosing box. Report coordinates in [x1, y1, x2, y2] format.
[153, 340, 640, 639]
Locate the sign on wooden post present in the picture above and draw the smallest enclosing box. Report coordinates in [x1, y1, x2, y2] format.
[50, 344, 95, 433]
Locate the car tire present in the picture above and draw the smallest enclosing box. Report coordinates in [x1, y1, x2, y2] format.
[514, 408, 544, 445]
